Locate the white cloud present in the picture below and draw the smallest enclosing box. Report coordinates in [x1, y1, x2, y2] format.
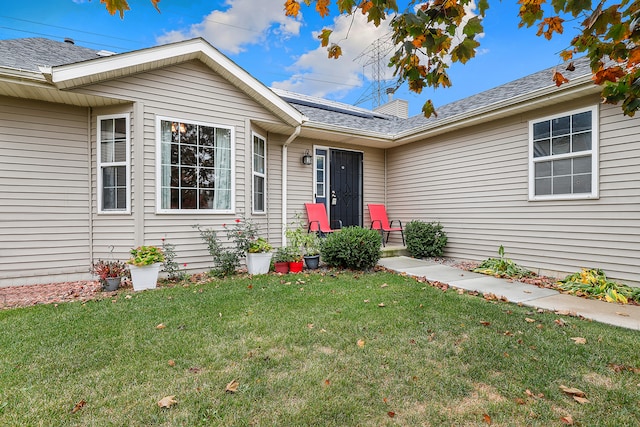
[155, 0, 301, 54]
[271, 12, 396, 99]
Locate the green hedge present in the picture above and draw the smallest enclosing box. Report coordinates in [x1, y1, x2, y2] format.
[405, 220, 448, 258]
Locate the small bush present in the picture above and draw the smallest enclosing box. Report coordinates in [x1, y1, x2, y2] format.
[320, 227, 381, 270]
[473, 245, 533, 278]
[405, 220, 448, 258]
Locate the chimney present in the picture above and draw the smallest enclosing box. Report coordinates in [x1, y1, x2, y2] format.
[386, 87, 394, 102]
[64, 38, 75, 45]
[374, 89, 409, 119]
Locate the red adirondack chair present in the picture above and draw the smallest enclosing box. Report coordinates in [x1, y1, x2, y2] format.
[304, 203, 341, 236]
[368, 204, 405, 247]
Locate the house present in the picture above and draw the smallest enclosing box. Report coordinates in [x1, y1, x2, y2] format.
[1, 37, 638, 287]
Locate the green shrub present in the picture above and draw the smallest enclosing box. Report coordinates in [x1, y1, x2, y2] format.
[473, 245, 534, 278]
[405, 220, 448, 258]
[320, 227, 381, 270]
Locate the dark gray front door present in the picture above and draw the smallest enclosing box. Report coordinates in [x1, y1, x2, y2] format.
[329, 149, 362, 227]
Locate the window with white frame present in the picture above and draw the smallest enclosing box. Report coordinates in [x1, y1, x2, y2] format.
[529, 106, 598, 200]
[315, 153, 326, 198]
[252, 133, 266, 213]
[158, 118, 233, 211]
[98, 115, 130, 213]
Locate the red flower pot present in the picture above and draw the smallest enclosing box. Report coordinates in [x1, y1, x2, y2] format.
[288, 261, 304, 273]
[274, 261, 289, 274]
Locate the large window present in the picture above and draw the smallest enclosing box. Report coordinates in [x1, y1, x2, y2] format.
[98, 114, 130, 213]
[252, 133, 266, 213]
[529, 106, 598, 200]
[158, 118, 233, 212]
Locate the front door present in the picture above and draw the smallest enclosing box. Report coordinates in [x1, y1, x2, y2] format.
[327, 149, 363, 227]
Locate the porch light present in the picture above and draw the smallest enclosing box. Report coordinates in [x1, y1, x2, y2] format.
[302, 149, 313, 165]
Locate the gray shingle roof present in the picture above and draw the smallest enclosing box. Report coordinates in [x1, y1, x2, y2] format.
[1, 37, 594, 137]
[0, 38, 104, 72]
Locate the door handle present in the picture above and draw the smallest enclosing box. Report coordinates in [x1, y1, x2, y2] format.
[331, 190, 337, 206]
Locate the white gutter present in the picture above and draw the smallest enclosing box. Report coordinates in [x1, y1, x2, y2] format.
[281, 125, 302, 244]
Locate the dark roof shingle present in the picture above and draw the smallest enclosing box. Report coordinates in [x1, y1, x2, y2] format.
[0, 37, 104, 72]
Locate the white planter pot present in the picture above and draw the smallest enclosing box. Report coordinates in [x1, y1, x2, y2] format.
[129, 263, 162, 291]
[246, 252, 273, 275]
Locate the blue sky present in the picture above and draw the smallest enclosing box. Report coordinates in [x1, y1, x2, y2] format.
[0, 0, 578, 116]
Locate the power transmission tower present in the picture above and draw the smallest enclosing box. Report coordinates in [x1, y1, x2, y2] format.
[354, 34, 396, 108]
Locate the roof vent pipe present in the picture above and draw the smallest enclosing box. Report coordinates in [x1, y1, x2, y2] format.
[386, 87, 395, 102]
[64, 38, 75, 45]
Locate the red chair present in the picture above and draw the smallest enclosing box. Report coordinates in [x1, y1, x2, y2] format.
[368, 204, 405, 247]
[304, 203, 341, 236]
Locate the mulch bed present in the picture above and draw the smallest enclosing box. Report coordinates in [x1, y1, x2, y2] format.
[0, 280, 104, 310]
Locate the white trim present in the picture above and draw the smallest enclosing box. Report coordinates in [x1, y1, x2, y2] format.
[155, 115, 236, 214]
[96, 113, 131, 214]
[251, 131, 267, 215]
[528, 105, 599, 201]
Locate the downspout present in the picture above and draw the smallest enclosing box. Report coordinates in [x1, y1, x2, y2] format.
[282, 126, 301, 244]
[87, 107, 94, 265]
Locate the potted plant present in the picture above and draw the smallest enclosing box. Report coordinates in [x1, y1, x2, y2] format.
[286, 215, 320, 271]
[302, 233, 322, 270]
[91, 259, 127, 291]
[288, 248, 304, 273]
[273, 246, 291, 274]
[246, 237, 273, 275]
[127, 245, 165, 291]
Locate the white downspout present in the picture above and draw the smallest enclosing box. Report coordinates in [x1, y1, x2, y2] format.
[282, 126, 301, 244]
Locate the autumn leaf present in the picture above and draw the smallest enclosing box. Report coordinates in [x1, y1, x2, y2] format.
[284, 0, 300, 17]
[156, 323, 166, 329]
[360, 1, 374, 15]
[157, 395, 177, 408]
[593, 66, 625, 84]
[524, 317, 536, 323]
[101, 0, 131, 18]
[566, 62, 575, 71]
[570, 337, 586, 344]
[387, 411, 396, 418]
[559, 385, 586, 398]
[561, 414, 574, 424]
[553, 71, 569, 87]
[412, 35, 426, 48]
[71, 399, 86, 414]
[328, 44, 342, 59]
[357, 339, 365, 348]
[225, 379, 240, 393]
[318, 29, 333, 47]
[573, 395, 590, 404]
[168, 359, 176, 367]
[378, 303, 386, 307]
[536, 16, 564, 40]
[479, 321, 491, 326]
[483, 413, 492, 424]
[316, 0, 330, 18]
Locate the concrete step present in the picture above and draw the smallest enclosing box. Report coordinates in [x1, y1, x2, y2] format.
[380, 245, 409, 258]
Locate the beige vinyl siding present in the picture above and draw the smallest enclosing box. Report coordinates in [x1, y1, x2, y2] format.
[81, 61, 289, 272]
[0, 97, 91, 286]
[387, 96, 640, 286]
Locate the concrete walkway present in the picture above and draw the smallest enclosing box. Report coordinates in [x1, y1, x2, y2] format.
[378, 256, 640, 331]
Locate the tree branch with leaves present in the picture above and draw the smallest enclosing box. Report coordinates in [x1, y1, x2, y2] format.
[102, 0, 640, 117]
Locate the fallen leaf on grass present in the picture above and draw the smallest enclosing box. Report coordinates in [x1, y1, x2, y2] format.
[381, 283, 388, 288]
[560, 414, 574, 425]
[378, 303, 385, 307]
[560, 385, 587, 403]
[525, 318, 536, 323]
[157, 395, 177, 408]
[573, 395, 590, 404]
[364, 299, 370, 303]
[71, 399, 86, 414]
[324, 379, 331, 386]
[156, 323, 166, 329]
[483, 413, 492, 424]
[307, 323, 314, 329]
[525, 389, 544, 398]
[479, 321, 491, 326]
[387, 411, 395, 418]
[357, 339, 365, 348]
[570, 337, 587, 344]
[555, 318, 567, 327]
[225, 379, 239, 393]
[168, 360, 176, 367]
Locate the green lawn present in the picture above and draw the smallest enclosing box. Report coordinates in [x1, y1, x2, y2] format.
[1, 271, 639, 426]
